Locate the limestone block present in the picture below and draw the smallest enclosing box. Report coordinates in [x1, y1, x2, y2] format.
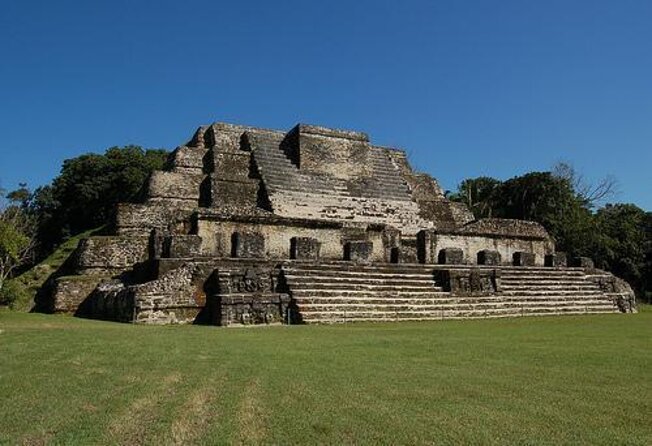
[165, 235, 203, 258]
[437, 268, 500, 295]
[210, 177, 258, 209]
[51, 275, 107, 313]
[477, 250, 501, 265]
[399, 238, 419, 264]
[290, 237, 321, 260]
[232, 232, 265, 258]
[168, 146, 207, 172]
[571, 257, 594, 268]
[213, 151, 251, 179]
[513, 252, 536, 266]
[147, 171, 203, 201]
[76, 236, 149, 273]
[344, 241, 373, 263]
[438, 248, 464, 265]
[544, 252, 567, 267]
[416, 230, 435, 264]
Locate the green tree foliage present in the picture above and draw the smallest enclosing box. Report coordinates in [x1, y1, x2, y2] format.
[594, 204, 648, 295]
[0, 189, 37, 304]
[31, 145, 168, 252]
[447, 177, 501, 219]
[450, 171, 651, 301]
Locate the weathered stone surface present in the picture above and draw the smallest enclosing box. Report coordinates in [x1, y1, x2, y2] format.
[344, 241, 373, 263]
[51, 275, 108, 313]
[477, 250, 501, 265]
[513, 252, 536, 266]
[146, 171, 203, 201]
[165, 235, 203, 258]
[232, 232, 265, 258]
[437, 268, 500, 295]
[75, 236, 149, 273]
[290, 237, 321, 260]
[438, 248, 464, 265]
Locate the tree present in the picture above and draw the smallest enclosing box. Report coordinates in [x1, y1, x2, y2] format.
[448, 177, 502, 219]
[552, 161, 618, 208]
[593, 204, 649, 299]
[31, 145, 168, 253]
[0, 188, 37, 298]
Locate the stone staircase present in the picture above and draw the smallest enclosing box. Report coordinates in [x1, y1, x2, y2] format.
[500, 267, 619, 316]
[250, 133, 433, 232]
[282, 263, 620, 323]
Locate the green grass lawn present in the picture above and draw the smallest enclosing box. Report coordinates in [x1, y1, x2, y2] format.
[1, 310, 650, 445]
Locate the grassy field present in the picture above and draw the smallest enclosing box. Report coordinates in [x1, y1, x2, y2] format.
[0, 310, 650, 445]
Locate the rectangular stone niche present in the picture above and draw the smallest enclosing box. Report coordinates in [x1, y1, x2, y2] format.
[438, 248, 464, 265]
[477, 250, 501, 266]
[513, 252, 535, 266]
[545, 252, 567, 267]
[344, 241, 372, 263]
[290, 237, 321, 260]
[231, 232, 265, 258]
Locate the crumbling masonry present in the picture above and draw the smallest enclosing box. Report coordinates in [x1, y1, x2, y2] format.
[41, 122, 637, 324]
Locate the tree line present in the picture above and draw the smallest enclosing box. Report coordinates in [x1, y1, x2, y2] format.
[1, 148, 650, 306]
[447, 164, 651, 301]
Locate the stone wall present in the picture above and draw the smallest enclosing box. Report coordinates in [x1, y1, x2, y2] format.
[424, 232, 551, 266]
[114, 203, 195, 236]
[145, 171, 203, 203]
[195, 213, 389, 262]
[50, 275, 109, 313]
[165, 145, 208, 174]
[75, 236, 149, 274]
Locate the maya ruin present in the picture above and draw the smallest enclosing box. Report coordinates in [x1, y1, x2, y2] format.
[40, 122, 637, 325]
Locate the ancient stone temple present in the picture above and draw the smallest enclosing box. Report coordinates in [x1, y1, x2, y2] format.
[40, 122, 637, 324]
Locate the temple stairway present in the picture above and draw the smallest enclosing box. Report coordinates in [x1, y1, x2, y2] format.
[499, 267, 619, 315]
[250, 133, 433, 232]
[282, 263, 620, 323]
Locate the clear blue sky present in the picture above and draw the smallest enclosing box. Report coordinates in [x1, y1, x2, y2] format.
[1, 0, 650, 210]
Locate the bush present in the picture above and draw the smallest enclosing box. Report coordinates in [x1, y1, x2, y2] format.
[0, 280, 31, 308]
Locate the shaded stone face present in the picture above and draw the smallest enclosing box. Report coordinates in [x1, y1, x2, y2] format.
[477, 250, 501, 266]
[231, 232, 265, 258]
[290, 237, 321, 260]
[436, 268, 500, 295]
[164, 235, 202, 258]
[571, 256, 594, 269]
[438, 248, 464, 265]
[344, 241, 373, 263]
[545, 252, 567, 267]
[513, 252, 536, 266]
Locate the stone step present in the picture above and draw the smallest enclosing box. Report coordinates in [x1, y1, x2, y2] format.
[287, 283, 442, 291]
[284, 263, 437, 273]
[297, 300, 614, 313]
[501, 269, 586, 276]
[502, 285, 600, 291]
[501, 278, 592, 285]
[502, 290, 605, 297]
[294, 297, 613, 307]
[298, 307, 618, 322]
[284, 270, 436, 279]
[296, 297, 496, 305]
[291, 290, 450, 298]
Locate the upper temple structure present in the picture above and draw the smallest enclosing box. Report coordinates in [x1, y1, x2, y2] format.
[40, 122, 637, 324]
